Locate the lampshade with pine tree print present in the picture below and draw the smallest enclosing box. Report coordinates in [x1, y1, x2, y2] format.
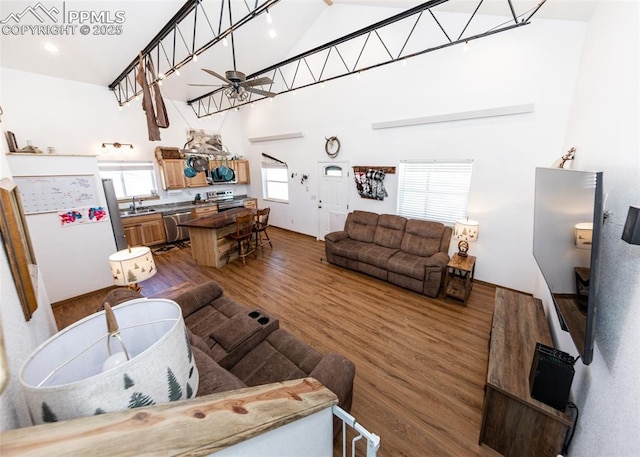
[19, 298, 198, 424]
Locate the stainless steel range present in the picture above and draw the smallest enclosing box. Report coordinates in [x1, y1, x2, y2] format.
[207, 190, 233, 201]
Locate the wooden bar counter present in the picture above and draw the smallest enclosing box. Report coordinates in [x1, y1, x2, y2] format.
[179, 207, 253, 268]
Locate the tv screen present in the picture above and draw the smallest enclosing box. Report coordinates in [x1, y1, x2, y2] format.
[533, 167, 603, 365]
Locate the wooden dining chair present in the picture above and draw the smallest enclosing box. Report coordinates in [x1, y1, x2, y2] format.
[227, 213, 256, 266]
[253, 207, 273, 252]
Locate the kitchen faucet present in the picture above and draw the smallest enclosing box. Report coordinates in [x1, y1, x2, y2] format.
[130, 196, 142, 212]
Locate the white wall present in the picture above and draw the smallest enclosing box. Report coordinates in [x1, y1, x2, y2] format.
[0, 68, 247, 206]
[0, 91, 58, 429]
[533, 2, 640, 455]
[211, 408, 333, 457]
[240, 5, 588, 293]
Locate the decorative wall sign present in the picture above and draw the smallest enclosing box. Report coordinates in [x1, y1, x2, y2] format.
[13, 175, 99, 215]
[0, 178, 38, 321]
[59, 207, 108, 226]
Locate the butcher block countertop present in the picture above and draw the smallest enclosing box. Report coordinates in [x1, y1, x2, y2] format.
[178, 207, 253, 230]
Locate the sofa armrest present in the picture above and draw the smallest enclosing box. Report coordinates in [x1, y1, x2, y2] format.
[424, 252, 450, 269]
[165, 281, 225, 318]
[324, 231, 349, 243]
[309, 353, 355, 412]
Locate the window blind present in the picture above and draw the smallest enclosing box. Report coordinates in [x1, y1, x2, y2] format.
[397, 160, 473, 224]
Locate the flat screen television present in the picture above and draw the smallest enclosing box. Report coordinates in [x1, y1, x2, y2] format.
[533, 167, 604, 365]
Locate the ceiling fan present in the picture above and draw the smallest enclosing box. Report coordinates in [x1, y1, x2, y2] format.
[189, 69, 276, 101]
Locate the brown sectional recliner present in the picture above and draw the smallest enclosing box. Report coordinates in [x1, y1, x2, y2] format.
[324, 210, 452, 297]
[104, 280, 355, 417]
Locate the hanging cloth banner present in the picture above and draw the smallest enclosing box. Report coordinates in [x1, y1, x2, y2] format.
[136, 53, 161, 141]
[355, 169, 388, 200]
[147, 60, 169, 129]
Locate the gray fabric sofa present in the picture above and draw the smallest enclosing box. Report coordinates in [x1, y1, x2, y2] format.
[103, 281, 355, 417]
[324, 210, 452, 297]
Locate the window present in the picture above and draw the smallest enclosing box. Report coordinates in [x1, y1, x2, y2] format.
[98, 161, 158, 200]
[261, 162, 289, 202]
[397, 160, 473, 224]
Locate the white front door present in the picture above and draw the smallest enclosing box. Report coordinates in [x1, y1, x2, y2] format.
[317, 162, 350, 240]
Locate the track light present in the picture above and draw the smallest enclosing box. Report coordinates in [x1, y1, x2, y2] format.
[266, 9, 272, 24]
[192, 54, 198, 62]
[222, 36, 228, 47]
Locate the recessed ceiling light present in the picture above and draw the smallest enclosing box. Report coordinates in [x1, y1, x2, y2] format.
[44, 42, 58, 53]
[268, 29, 277, 39]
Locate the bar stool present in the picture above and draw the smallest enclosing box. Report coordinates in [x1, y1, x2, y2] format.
[227, 213, 256, 266]
[253, 207, 273, 252]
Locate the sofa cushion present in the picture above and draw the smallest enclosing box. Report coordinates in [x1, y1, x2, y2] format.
[184, 296, 242, 345]
[330, 237, 369, 260]
[210, 313, 262, 352]
[229, 329, 323, 386]
[192, 346, 247, 396]
[345, 210, 378, 243]
[373, 214, 406, 249]
[387, 250, 432, 280]
[357, 243, 399, 269]
[400, 219, 446, 257]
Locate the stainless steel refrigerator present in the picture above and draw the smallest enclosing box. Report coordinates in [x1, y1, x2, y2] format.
[102, 179, 128, 250]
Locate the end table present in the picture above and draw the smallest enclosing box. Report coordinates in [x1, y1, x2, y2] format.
[444, 253, 476, 305]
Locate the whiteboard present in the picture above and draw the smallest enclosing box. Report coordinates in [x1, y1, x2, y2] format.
[14, 175, 100, 214]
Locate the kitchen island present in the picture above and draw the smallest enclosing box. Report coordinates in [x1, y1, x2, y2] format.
[179, 207, 254, 268]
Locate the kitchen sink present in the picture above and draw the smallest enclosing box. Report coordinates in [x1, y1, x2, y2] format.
[122, 208, 156, 216]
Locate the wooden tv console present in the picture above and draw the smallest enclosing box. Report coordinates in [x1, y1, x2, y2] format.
[479, 288, 573, 456]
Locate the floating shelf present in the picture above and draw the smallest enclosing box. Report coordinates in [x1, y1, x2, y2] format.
[371, 104, 535, 130]
[248, 132, 304, 143]
[353, 166, 396, 174]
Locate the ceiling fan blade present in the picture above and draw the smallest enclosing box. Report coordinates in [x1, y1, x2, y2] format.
[202, 68, 232, 84]
[241, 77, 274, 87]
[188, 83, 224, 87]
[246, 87, 277, 98]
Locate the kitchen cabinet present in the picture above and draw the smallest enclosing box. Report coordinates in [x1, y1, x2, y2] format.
[185, 171, 208, 188]
[243, 198, 257, 209]
[159, 159, 207, 189]
[231, 160, 250, 184]
[159, 159, 185, 190]
[122, 213, 166, 247]
[191, 205, 218, 218]
[209, 159, 251, 184]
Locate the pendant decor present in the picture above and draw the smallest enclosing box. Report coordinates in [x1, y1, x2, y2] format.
[325, 136, 340, 158]
[353, 166, 395, 201]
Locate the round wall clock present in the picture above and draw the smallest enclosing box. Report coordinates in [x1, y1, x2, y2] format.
[325, 136, 340, 158]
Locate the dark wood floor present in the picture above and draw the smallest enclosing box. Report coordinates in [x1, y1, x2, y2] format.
[53, 227, 500, 457]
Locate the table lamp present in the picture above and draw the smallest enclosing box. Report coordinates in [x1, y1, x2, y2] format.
[109, 246, 157, 292]
[19, 298, 198, 424]
[453, 218, 479, 257]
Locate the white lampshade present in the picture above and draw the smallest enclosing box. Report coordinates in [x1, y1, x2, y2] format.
[575, 222, 593, 249]
[19, 298, 198, 424]
[454, 219, 479, 242]
[109, 246, 156, 286]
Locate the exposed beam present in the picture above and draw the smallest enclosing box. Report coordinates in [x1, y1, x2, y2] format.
[188, 0, 546, 117]
[108, 0, 282, 105]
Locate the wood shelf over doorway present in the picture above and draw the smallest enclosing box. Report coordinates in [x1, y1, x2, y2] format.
[352, 166, 396, 174]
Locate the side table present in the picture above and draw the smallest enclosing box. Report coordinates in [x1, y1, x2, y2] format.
[444, 253, 476, 305]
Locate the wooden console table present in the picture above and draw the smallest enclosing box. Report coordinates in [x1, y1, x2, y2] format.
[479, 288, 573, 456]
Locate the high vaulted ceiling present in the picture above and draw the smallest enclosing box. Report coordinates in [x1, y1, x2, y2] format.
[0, 0, 598, 104]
